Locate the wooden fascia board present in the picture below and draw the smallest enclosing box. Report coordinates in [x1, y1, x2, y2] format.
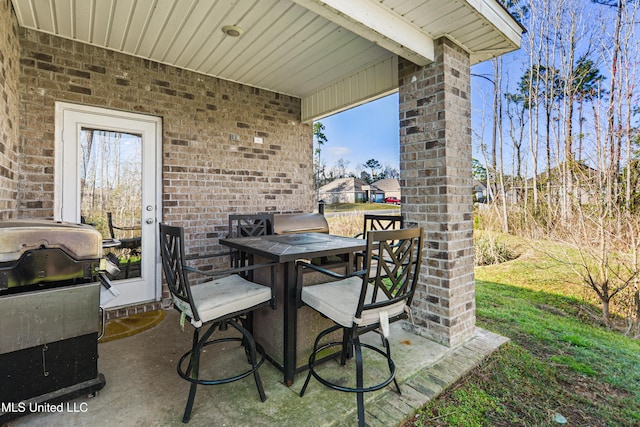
[290, 0, 434, 67]
[465, 0, 523, 49]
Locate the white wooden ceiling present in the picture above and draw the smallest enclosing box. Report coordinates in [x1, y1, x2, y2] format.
[11, 0, 522, 120]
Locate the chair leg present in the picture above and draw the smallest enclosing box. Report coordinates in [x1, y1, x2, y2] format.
[181, 323, 219, 423]
[248, 338, 267, 402]
[182, 383, 198, 423]
[230, 318, 266, 402]
[340, 328, 350, 365]
[183, 328, 199, 376]
[383, 335, 401, 395]
[354, 336, 365, 427]
[299, 323, 344, 397]
[299, 344, 317, 398]
[182, 328, 202, 423]
[299, 368, 313, 398]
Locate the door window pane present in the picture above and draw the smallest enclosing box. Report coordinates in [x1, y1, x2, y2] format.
[80, 128, 143, 280]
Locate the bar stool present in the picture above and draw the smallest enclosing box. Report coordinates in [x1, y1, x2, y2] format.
[159, 223, 276, 423]
[296, 227, 423, 427]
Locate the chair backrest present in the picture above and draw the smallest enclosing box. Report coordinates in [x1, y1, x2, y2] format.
[107, 211, 141, 239]
[363, 214, 404, 234]
[158, 223, 200, 323]
[228, 214, 274, 238]
[357, 227, 423, 319]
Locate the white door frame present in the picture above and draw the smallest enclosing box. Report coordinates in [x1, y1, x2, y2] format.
[54, 102, 162, 308]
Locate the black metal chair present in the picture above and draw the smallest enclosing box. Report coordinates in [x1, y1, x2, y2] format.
[297, 227, 423, 427]
[106, 211, 142, 278]
[354, 213, 405, 274]
[107, 211, 142, 249]
[354, 213, 404, 239]
[159, 223, 276, 423]
[227, 213, 274, 238]
[227, 214, 274, 272]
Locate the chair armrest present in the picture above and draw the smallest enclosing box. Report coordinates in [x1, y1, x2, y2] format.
[186, 250, 234, 261]
[184, 261, 274, 278]
[113, 225, 141, 232]
[296, 259, 365, 280]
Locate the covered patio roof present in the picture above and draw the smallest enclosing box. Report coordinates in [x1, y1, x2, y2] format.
[11, 0, 522, 121]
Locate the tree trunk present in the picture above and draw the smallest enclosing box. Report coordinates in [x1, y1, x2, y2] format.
[605, 0, 623, 211]
[634, 289, 640, 336]
[602, 298, 611, 327]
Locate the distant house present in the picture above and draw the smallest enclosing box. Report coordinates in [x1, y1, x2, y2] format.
[372, 178, 401, 202]
[536, 162, 601, 205]
[473, 180, 488, 203]
[318, 178, 382, 203]
[483, 162, 601, 206]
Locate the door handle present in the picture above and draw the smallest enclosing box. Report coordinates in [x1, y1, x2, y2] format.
[145, 206, 154, 224]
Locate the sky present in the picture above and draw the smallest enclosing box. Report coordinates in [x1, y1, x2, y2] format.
[315, 61, 503, 176]
[315, 93, 400, 176]
[314, 50, 527, 177]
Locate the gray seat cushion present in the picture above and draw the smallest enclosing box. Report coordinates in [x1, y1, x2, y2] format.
[173, 274, 271, 327]
[301, 277, 406, 328]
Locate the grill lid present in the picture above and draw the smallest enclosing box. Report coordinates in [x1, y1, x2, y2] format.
[0, 220, 103, 263]
[273, 213, 329, 235]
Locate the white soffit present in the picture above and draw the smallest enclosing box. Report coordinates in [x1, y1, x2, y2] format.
[301, 55, 398, 122]
[382, 0, 523, 64]
[11, 0, 522, 121]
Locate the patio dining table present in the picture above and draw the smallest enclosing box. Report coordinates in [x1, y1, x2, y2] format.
[219, 232, 366, 385]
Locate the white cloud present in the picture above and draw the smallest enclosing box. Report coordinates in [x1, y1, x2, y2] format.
[327, 146, 351, 158]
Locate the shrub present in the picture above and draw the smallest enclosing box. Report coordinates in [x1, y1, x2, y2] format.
[475, 235, 517, 266]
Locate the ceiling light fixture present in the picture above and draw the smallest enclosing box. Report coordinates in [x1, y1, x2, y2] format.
[222, 25, 243, 37]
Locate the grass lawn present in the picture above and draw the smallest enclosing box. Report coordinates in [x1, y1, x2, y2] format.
[402, 234, 640, 427]
[324, 203, 401, 237]
[321, 202, 401, 213]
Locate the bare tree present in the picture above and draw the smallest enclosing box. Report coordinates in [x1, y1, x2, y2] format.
[334, 158, 350, 178]
[382, 164, 400, 179]
[590, 0, 639, 209]
[547, 192, 640, 326]
[476, 0, 640, 330]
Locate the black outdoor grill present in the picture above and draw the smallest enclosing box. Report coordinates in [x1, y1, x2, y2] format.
[273, 213, 329, 235]
[0, 219, 109, 422]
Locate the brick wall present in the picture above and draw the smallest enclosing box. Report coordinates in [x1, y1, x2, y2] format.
[0, 0, 19, 219]
[17, 28, 314, 228]
[398, 38, 475, 347]
[16, 27, 314, 316]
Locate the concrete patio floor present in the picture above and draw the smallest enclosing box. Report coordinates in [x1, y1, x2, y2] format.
[9, 311, 508, 427]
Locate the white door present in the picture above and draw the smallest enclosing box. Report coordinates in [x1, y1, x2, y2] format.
[55, 103, 162, 308]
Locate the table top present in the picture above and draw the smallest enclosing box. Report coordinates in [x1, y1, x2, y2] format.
[219, 232, 366, 263]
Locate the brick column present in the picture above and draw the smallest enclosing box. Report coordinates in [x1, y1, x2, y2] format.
[0, 0, 19, 220]
[399, 37, 474, 347]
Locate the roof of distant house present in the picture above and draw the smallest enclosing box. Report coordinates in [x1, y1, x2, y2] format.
[319, 177, 381, 193]
[372, 178, 399, 192]
[473, 180, 487, 190]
